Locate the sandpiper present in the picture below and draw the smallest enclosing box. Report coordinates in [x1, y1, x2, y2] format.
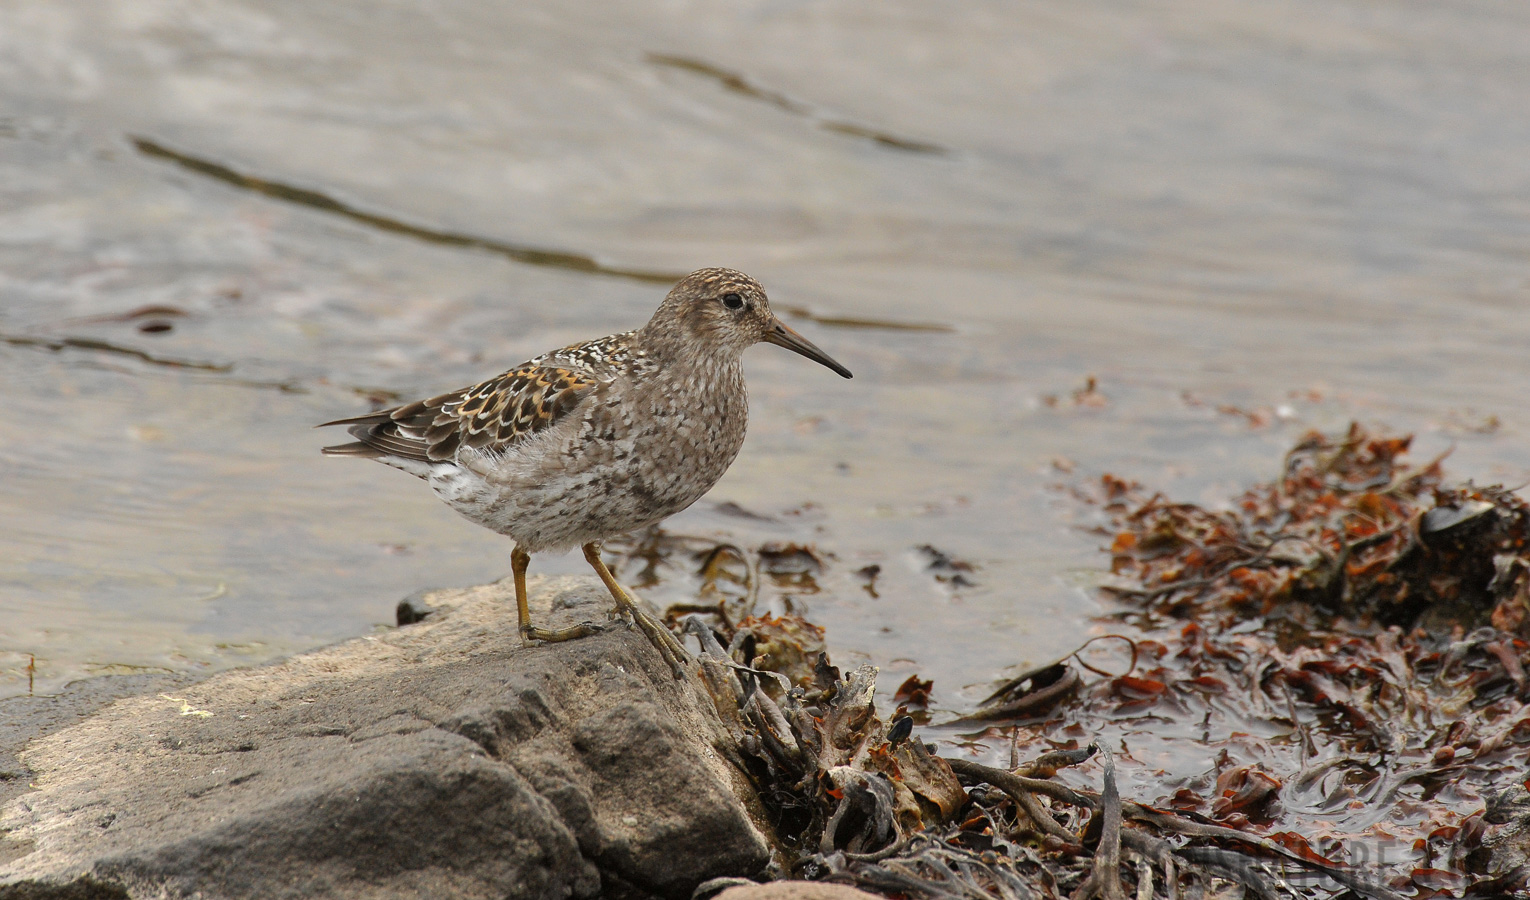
[321, 267, 852, 673]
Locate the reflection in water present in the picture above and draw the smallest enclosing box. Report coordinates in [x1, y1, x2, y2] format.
[1, 332, 230, 372]
[646, 53, 948, 155]
[771, 305, 953, 332]
[132, 138, 685, 285]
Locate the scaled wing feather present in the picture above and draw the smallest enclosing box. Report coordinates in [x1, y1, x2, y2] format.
[323, 364, 598, 463]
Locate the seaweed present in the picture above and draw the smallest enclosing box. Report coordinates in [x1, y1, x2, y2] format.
[651, 425, 1530, 897]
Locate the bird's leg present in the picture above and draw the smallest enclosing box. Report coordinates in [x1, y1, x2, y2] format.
[512, 546, 533, 633]
[514, 545, 602, 643]
[581, 542, 690, 677]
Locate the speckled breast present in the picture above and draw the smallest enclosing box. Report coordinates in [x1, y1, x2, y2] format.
[584, 361, 749, 526]
[468, 360, 750, 552]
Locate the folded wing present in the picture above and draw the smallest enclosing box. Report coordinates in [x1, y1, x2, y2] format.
[321, 364, 599, 463]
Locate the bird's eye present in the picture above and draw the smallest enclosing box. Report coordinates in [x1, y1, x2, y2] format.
[721, 292, 744, 310]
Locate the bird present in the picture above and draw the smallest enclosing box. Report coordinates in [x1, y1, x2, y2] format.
[320, 267, 852, 674]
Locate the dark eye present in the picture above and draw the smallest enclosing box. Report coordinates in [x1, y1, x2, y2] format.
[721, 292, 744, 310]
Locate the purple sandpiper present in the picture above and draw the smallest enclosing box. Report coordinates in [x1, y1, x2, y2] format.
[321, 267, 852, 673]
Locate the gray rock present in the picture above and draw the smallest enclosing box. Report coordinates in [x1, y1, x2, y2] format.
[0, 673, 198, 836]
[0, 577, 771, 899]
[713, 884, 884, 900]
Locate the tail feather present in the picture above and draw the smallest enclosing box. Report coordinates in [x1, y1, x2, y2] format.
[321, 440, 386, 458]
[318, 411, 394, 428]
[320, 417, 434, 463]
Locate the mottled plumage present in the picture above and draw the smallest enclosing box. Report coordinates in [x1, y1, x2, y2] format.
[321, 363, 600, 466]
[322, 267, 851, 669]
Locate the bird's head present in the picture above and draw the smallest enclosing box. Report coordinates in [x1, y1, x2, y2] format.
[647, 267, 852, 378]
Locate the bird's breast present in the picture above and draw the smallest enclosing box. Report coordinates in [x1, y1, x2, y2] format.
[613, 361, 748, 496]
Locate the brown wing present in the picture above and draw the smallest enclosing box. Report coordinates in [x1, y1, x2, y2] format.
[321, 365, 599, 463]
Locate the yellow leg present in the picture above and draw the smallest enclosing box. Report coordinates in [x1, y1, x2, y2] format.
[581, 542, 690, 677]
[512, 546, 532, 632]
[514, 545, 602, 643]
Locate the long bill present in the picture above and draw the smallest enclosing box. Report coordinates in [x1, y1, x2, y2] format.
[762, 318, 853, 379]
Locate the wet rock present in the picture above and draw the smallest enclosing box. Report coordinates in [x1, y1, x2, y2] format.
[0, 577, 770, 900]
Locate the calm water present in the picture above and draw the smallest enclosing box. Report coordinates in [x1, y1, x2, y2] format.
[3, 0, 1529, 723]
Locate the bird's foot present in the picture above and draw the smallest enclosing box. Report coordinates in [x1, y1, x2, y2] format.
[622, 604, 691, 679]
[521, 621, 604, 643]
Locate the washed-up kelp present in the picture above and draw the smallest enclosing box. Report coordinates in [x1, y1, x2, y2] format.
[985, 423, 1530, 898]
[650, 425, 1530, 898]
[956, 618, 1530, 897]
[687, 618, 1420, 900]
[686, 619, 966, 846]
[1100, 423, 1530, 634]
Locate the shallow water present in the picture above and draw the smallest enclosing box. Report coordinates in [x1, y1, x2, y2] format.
[3, 0, 1530, 730]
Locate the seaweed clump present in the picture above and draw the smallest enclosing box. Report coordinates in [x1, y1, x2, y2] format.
[633, 425, 1530, 898]
[682, 608, 1428, 898]
[1103, 423, 1530, 635]
[1021, 423, 1530, 898]
[687, 616, 1422, 900]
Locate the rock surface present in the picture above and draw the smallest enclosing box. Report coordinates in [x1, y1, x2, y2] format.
[0, 576, 771, 899]
[0, 674, 195, 839]
[714, 884, 884, 900]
